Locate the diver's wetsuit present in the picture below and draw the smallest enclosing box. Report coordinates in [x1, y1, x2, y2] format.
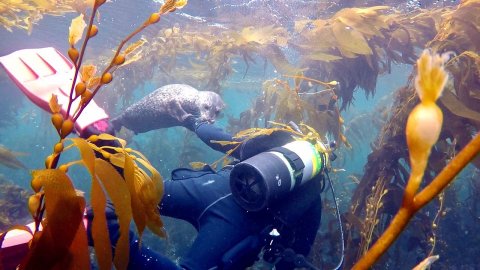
[92, 123, 322, 270]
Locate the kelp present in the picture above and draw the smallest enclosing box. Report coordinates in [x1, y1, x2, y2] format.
[292, 6, 443, 109]
[0, 175, 30, 231]
[227, 75, 351, 148]
[209, 121, 332, 169]
[0, 0, 88, 33]
[0, 145, 27, 170]
[344, 1, 480, 268]
[0, 0, 187, 269]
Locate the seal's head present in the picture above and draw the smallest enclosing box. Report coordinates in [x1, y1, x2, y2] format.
[197, 91, 225, 123]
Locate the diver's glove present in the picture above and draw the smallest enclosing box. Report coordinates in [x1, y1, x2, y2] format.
[183, 114, 207, 132]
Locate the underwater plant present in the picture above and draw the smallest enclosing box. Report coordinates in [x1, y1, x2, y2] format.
[0, 0, 95, 33]
[352, 49, 480, 268]
[342, 1, 480, 267]
[227, 75, 351, 149]
[0, 0, 188, 269]
[0, 175, 30, 231]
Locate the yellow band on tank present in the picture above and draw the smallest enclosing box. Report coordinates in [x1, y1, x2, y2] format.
[309, 142, 322, 176]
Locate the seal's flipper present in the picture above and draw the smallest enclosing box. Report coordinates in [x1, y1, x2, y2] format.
[168, 99, 192, 122]
[0, 47, 109, 133]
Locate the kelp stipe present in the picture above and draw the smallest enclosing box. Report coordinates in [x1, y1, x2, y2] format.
[352, 50, 480, 269]
[0, 0, 188, 269]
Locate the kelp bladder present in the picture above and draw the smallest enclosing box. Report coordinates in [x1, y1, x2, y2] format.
[0, 0, 187, 269]
[343, 2, 480, 267]
[350, 43, 480, 270]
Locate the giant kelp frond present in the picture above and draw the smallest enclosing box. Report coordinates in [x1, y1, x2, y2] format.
[346, 3, 480, 265]
[0, 1, 186, 269]
[292, 5, 443, 109]
[0, 0, 82, 33]
[353, 49, 480, 269]
[228, 76, 351, 148]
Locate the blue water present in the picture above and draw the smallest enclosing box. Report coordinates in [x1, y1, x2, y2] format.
[0, 0, 476, 269]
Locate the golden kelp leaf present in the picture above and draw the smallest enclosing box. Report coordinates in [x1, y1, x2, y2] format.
[95, 158, 132, 270]
[121, 50, 143, 66]
[190, 161, 208, 169]
[98, 133, 127, 146]
[239, 25, 279, 45]
[124, 38, 147, 56]
[91, 169, 112, 270]
[210, 140, 241, 147]
[124, 153, 147, 239]
[135, 157, 162, 199]
[25, 169, 89, 269]
[336, 7, 389, 37]
[49, 94, 61, 114]
[69, 14, 86, 46]
[332, 21, 373, 56]
[174, 0, 188, 9]
[159, 0, 175, 14]
[80, 64, 97, 83]
[69, 138, 112, 270]
[294, 19, 312, 33]
[70, 138, 95, 173]
[87, 76, 101, 89]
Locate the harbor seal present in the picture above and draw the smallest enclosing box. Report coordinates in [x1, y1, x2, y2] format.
[111, 84, 225, 134]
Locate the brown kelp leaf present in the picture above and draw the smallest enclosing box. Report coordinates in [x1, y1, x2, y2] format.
[160, 0, 176, 14]
[49, 94, 61, 114]
[332, 21, 373, 56]
[304, 52, 343, 62]
[25, 169, 89, 269]
[80, 64, 97, 83]
[124, 152, 147, 239]
[440, 90, 480, 122]
[95, 158, 132, 270]
[263, 44, 306, 75]
[69, 14, 86, 46]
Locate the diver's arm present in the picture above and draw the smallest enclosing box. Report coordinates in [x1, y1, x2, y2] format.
[189, 120, 294, 161]
[192, 122, 238, 155]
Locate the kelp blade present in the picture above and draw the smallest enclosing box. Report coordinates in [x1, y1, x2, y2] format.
[22, 169, 89, 270]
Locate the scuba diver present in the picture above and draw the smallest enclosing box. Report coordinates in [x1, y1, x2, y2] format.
[0, 47, 337, 269]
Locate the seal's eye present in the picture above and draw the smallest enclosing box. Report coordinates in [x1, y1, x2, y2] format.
[204, 104, 211, 110]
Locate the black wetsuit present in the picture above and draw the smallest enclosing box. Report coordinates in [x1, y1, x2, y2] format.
[93, 123, 323, 270]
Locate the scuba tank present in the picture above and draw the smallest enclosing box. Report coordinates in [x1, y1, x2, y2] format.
[230, 140, 329, 212]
